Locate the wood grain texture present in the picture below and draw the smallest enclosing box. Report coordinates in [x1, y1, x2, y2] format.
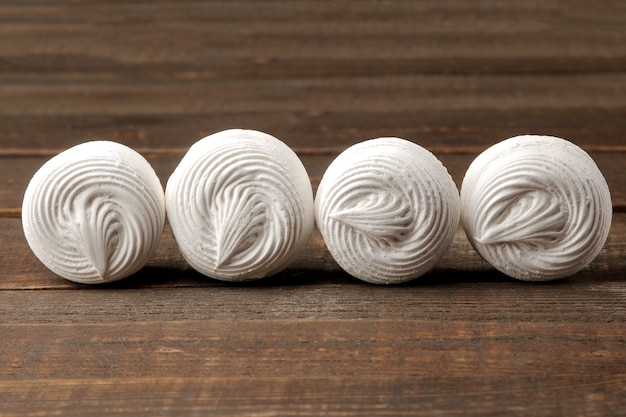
[1, 0, 625, 77]
[1, 216, 625, 416]
[1, 79, 626, 152]
[0, 320, 625, 417]
[1, 1, 625, 416]
[1, 0, 626, 152]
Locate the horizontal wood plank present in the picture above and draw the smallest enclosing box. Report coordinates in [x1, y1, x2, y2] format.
[0, 288, 626, 416]
[1, 75, 625, 151]
[0, 373, 624, 417]
[2, 110, 626, 154]
[1, 0, 625, 78]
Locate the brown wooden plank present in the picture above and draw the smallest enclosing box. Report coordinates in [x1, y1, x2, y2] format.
[0, 373, 624, 417]
[1, 318, 625, 382]
[0, 320, 625, 377]
[1, 212, 624, 291]
[3, 74, 624, 116]
[1, 73, 625, 151]
[1, 1, 625, 78]
[2, 107, 626, 153]
[2, 152, 625, 213]
[0, 318, 624, 415]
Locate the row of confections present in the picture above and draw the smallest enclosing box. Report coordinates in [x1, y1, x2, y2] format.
[21, 130, 612, 285]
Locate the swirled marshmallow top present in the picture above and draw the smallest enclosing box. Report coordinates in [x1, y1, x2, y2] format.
[461, 135, 612, 281]
[22, 141, 166, 284]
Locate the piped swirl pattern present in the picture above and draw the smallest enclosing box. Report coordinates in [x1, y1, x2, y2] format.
[22, 141, 165, 284]
[461, 135, 612, 281]
[166, 129, 315, 281]
[315, 137, 460, 284]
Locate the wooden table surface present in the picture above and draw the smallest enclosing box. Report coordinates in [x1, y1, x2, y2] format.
[1, 1, 625, 416]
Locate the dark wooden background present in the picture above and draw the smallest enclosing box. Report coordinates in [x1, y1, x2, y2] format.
[1, 1, 625, 416]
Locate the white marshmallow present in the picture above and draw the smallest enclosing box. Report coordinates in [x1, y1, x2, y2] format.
[22, 141, 166, 284]
[166, 129, 315, 281]
[461, 135, 612, 281]
[315, 137, 460, 284]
